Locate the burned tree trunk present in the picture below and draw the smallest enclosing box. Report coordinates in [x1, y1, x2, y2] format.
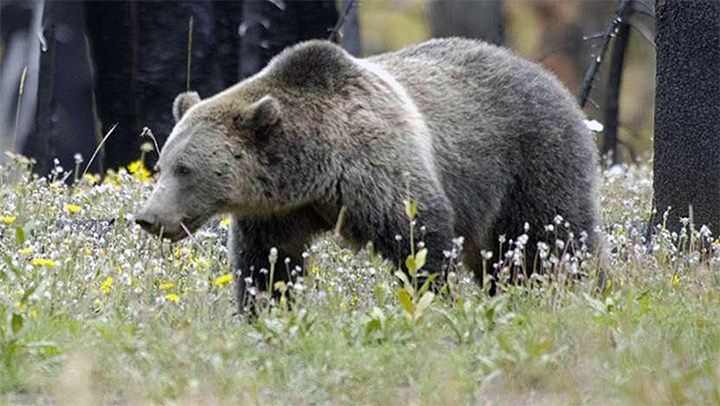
[602, 17, 631, 165]
[652, 1, 720, 232]
[26, 0, 97, 175]
[84, 1, 137, 172]
[85, 1, 229, 171]
[240, 0, 338, 79]
[429, 0, 504, 45]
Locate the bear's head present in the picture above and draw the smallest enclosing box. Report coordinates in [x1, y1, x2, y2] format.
[135, 41, 364, 241]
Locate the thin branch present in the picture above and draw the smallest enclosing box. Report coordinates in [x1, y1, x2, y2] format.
[587, 97, 601, 111]
[328, 0, 357, 42]
[577, 0, 634, 108]
[82, 123, 118, 178]
[333, 206, 347, 239]
[180, 222, 206, 256]
[186, 15, 193, 92]
[535, 32, 604, 63]
[140, 127, 161, 157]
[12, 67, 27, 152]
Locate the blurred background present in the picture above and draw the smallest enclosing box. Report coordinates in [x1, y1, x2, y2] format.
[0, 0, 655, 175]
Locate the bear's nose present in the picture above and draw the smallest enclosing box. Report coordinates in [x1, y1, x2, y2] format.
[135, 212, 159, 234]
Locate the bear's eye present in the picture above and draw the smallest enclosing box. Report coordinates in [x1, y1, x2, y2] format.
[175, 164, 192, 176]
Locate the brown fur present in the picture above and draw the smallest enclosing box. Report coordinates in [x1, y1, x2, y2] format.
[136, 39, 601, 311]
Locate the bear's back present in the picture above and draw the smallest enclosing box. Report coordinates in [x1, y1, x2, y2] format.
[367, 38, 599, 251]
[367, 38, 585, 149]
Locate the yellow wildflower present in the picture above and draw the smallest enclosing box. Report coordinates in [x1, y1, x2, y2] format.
[19, 248, 33, 255]
[214, 274, 233, 287]
[103, 170, 122, 187]
[220, 218, 232, 226]
[127, 159, 151, 181]
[32, 258, 56, 268]
[670, 274, 680, 286]
[100, 276, 113, 293]
[164, 293, 180, 303]
[28, 310, 38, 318]
[197, 259, 211, 270]
[1, 216, 17, 224]
[64, 204, 82, 214]
[159, 283, 175, 290]
[82, 173, 101, 184]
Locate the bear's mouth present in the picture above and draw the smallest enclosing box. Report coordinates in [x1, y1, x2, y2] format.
[136, 215, 205, 243]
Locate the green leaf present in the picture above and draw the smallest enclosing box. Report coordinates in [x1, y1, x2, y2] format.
[398, 288, 414, 317]
[15, 225, 25, 245]
[415, 248, 427, 271]
[11, 313, 23, 335]
[405, 256, 417, 277]
[418, 273, 438, 295]
[366, 319, 381, 335]
[404, 199, 418, 220]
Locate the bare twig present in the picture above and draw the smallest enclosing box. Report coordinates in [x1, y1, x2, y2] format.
[583, 32, 606, 42]
[535, 32, 604, 63]
[180, 221, 206, 255]
[82, 123, 118, 178]
[328, 0, 357, 42]
[333, 206, 347, 239]
[587, 97, 601, 110]
[577, 0, 634, 108]
[140, 127, 161, 157]
[12, 67, 28, 152]
[186, 15, 193, 92]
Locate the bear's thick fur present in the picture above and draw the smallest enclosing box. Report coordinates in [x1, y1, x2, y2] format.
[136, 38, 601, 309]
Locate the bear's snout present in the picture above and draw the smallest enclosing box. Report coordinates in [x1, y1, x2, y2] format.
[135, 210, 189, 242]
[135, 212, 160, 234]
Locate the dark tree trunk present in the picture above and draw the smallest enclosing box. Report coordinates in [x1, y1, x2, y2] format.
[85, 0, 232, 171]
[84, 1, 139, 171]
[240, 0, 338, 79]
[429, 0, 504, 45]
[602, 19, 631, 166]
[0, 0, 39, 157]
[213, 1, 243, 87]
[652, 1, 720, 232]
[25, 0, 97, 176]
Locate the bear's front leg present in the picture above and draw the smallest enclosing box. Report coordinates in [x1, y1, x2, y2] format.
[341, 187, 456, 287]
[228, 207, 331, 313]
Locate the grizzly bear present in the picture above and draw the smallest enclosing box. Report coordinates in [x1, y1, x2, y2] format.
[136, 38, 601, 310]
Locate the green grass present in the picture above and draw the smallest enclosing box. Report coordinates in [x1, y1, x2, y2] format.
[1, 155, 719, 404]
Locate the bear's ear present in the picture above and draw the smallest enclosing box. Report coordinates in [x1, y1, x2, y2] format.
[233, 95, 282, 140]
[172, 91, 202, 122]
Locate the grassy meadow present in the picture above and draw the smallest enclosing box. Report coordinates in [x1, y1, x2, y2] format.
[1, 153, 719, 405]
